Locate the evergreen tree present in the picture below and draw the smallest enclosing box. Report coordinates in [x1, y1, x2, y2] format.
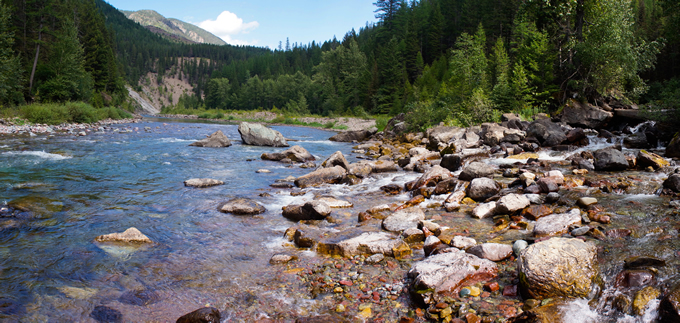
[0, 2, 22, 105]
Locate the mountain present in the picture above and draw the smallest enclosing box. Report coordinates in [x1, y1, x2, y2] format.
[120, 9, 227, 46]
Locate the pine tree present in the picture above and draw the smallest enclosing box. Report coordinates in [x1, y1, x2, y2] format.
[0, 2, 23, 105]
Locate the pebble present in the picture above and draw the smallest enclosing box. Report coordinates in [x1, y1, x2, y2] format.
[366, 254, 385, 264]
[577, 197, 598, 207]
[459, 288, 471, 297]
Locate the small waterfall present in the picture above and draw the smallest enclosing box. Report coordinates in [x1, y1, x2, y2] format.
[629, 120, 656, 134]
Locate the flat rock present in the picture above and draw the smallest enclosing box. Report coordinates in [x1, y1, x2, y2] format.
[95, 227, 152, 244]
[495, 194, 530, 214]
[294, 166, 346, 188]
[330, 231, 411, 258]
[382, 207, 425, 232]
[220, 198, 266, 215]
[315, 196, 353, 208]
[533, 209, 582, 237]
[184, 178, 224, 188]
[238, 122, 288, 147]
[261, 145, 314, 162]
[472, 201, 497, 219]
[466, 243, 513, 261]
[269, 254, 296, 264]
[188, 130, 232, 148]
[408, 249, 498, 304]
[577, 197, 598, 207]
[467, 177, 500, 201]
[518, 237, 599, 299]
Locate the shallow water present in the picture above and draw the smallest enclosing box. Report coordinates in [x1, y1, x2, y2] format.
[0, 119, 362, 321]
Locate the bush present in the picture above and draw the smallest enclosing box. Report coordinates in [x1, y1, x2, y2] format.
[323, 121, 336, 129]
[67, 102, 98, 124]
[271, 115, 285, 123]
[19, 102, 130, 125]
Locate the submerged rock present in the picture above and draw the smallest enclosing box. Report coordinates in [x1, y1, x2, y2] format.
[176, 307, 221, 323]
[409, 249, 498, 304]
[184, 178, 224, 188]
[90, 305, 122, 323]
[95, 227, 152, 244]
[261, 145, 314, 162]
[238, 122, 288, 147]
[220, 198, 266, 215]
[119, 289, 160, 306]
[269, 254, 296, 264]
[188, 130, 232, 148]
[518, 237, 599, 299]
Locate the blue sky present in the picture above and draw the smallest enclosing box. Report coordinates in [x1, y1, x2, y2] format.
[106, 0, 378, 48]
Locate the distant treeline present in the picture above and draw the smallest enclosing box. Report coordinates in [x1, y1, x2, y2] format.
[2, 0, 679, 129]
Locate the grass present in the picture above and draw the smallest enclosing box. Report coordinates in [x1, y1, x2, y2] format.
[2, 102, 132, 125]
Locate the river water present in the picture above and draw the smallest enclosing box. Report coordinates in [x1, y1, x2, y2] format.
[1, 119, 678, 322]
[0, 119, 361, 321]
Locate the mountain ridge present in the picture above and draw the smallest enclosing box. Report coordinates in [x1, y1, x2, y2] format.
[120, 9, 227, 46]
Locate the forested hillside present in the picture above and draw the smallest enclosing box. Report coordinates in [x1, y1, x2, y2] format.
[1, 0, 679, 130]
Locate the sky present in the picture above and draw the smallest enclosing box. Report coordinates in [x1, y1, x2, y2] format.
[106, 0, 379, 48]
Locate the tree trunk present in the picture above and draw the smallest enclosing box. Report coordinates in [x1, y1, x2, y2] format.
[28, 19, 43, 95]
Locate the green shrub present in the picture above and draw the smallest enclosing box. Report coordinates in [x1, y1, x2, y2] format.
[215, 112, 225, 119]
[197, 112, 211, 119]
[323, 121, 336, 129]
[271, 116, 285, 123]
[67, 102, 98, 124]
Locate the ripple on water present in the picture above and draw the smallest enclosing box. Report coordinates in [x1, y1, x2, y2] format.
[1, 150, 71, 160]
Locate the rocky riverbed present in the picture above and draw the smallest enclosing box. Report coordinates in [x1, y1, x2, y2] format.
[218, 110, 680, 322]
[2, 110, 680, 322]
[0, 117, 142, 136]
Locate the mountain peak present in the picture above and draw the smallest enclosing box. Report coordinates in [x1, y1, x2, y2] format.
[120, 9, 226, 46]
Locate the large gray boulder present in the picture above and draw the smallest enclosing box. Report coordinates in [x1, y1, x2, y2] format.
[593, 148, 629, 171]
[189, 130, 232, 147]
[294, 166, 346, 188]
[526, 119, 566, 147]
[329, 129, 375, 142]
[561, 100, 613, 129]
[467, 177, 500, 201]
[261, 145, 315, 162]
[459, 162, 495, 181]
[238, 122, 288, 147]
[518, 238, 599, 299]
[382, 207, 425, 232]
[408, 249, 498, 304]
[427, 125, 465, 151]
[220, 198, 266, 215]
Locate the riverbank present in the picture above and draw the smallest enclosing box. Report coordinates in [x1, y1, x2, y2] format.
[157, 111, 380, 132]
[0, 116, 142, 136]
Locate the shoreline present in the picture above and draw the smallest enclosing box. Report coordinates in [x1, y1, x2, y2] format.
[155, 113, 378, 132]
[0, 116, 143, 136]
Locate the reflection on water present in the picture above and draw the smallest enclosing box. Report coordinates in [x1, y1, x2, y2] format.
[0, 120, 356, 321]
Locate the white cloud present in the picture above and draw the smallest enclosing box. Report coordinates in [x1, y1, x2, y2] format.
[198, 11, 259, 46]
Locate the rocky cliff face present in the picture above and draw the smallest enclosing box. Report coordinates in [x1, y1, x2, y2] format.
[120, 9, 226, 46]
